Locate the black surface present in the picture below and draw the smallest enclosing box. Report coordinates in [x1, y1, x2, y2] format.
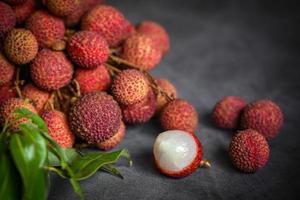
[49, 0, 300, 199]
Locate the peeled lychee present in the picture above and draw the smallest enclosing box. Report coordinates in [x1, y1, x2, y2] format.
[69, 92, 122, 144]
[241, 100, 283, 139]
[97, 121, 125, 150]
[155, 78, 177, 113]
[136, 21, 170, 56]
[111, 69, 149, 105]
[75, 65, 111, 94]
[212, 96, 247, 129]
[12, 0, 35, 25]
[153, 130, 203, 178]
[160, 99, 198, 133]
[42, 110, 75, 148]
[30, 49, 74, 91]
[81, 5, 126, 46]
[121, 34, 162, 70]
[0, 2, 16, 44]
[67, 31, 109, 69]
[44, 0, 80, 17]
[4, 28, 38, 65]
[0, 53, 15, 86]
[229, 129, 269, 173]
[0, 82, 17, 105]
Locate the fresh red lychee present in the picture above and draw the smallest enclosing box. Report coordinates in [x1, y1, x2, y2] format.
[121, 19, 136, 40]
[30, 49, 74, 91]
[12, 0, 35, 25]
[75, 65, 111, 94]
[241, 100, 283, 139]
[3, 0, 26, 6]
[97, 121, 125, 150]
[160, 99, 198, 133]
[153, 130, 203, 178]
[43, 0, 80, 17]
[0, 82, 17, 105]
[212, 96, 247, 129]
[229, 129, 270, 173]
[136, 21, 170, 56]
[155, 78, 177, 113]
[111, 69, 150, 105]
[121, 34, 162, 70]
[0, 2, 16, 45]
[67, 31, 109, 69]
[0, 53, 15, 86]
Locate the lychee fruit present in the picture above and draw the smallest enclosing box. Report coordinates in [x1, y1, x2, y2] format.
[153, 130, 203, 178]
[75, 65, 111, 94]
[12, 0, 35, 25]
[26, 10, 65, 48]
[229, 129, 270, 173]
[69, 92, 122, 144]
[4, 28, 38, 65]
[155, 78, 177, 113]
[42, 110, 75, 148]
[30, 49, 74, 91]
[67, 31, 109, 69]
[3, 0, 26, 6]
[160, 99, 198, 133]
[241, 100, 283, 139]
[0, 82, 17, 105]
[0, 2, 16, 44]
[81, 5, 126, 46]
[111, 69, 150, 105]
[97, 121, 125, 150]
[121, 19, 136, 40]
[121, 89, 156, 124]
[212, 96, 247, 129]
[136, 21, 170, 56]
[121, 34, 162, 70]
[0, 53, 15, 86]
[22, 84, 50, 114]
[43, 0, 81, 17]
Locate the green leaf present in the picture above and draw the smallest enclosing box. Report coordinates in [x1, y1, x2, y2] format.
[14, 108, 48, 132]
[101, 164, 124, 179]
[48, 148, 80, 167]
[10, 123, 49, 200]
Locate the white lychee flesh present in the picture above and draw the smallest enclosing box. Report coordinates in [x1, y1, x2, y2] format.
[153, 130, 197, 172]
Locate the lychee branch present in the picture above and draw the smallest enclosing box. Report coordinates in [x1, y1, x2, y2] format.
[200, 160, 211, 168]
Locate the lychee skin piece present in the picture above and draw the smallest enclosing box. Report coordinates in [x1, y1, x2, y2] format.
[229, 129, 270, 173]
[44, 0, 80, 17]
[67, 31, 109, 69]
[121, 34, 162, 71]
[153, 130, 203, 178]
[212, 96, 247, 129]
[81, 5, 126, 46]
[121, 89, 156, 124]
[12, 0, 35, 25]
[136, 21, 170, 56]
[160, 99, 198, 133]
[241, 100, 283, 139]
[0, 2, 16, 43]
[3, 0, 26, 6]
[0, 53, 15, 86]
[69, 92, 122, 144]
[75, 65, 111, 94]
[42, 110, 75, 148]
[4, 28, 38, 65]
[26, 10, 65, 48]
[111, 69, 150, 106]
[0, 82, 17, 105]
[30, 49, 74, 91]
[97, 121, 125, 151]
[155, 78, 177, 113]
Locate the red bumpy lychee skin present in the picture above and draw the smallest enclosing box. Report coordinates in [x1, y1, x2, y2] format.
[0, 2, 16, 44]
[121, 34, 162, 70]
[44, 0, 80, 17]
[67, 31, 109, 69]
[26, 10, 65, 48]
[42, 110, 75, 148]
[75, 65, 111, 94]
[121, 19, 136, 40]
[111, 69, 150, 106]
[212, 96, 247, 129]
[136, 21, 170, 56]
[121, 89, 156, 124]
[81, 5, 126, 46]
[30, 49, 74, 91]
[69, 92, 122, 144]
[3, 0, 26, 6]
[13, 0, 35, 25]
[155, 78, 177, 113]
[0, 53, 15, 86]
[241, 100, 283, 139]
[160, 99, 198, 133]
[0, 82, 17, 105]
[97, 121, 125, 150]
[229, 129, 270, 173]
[22, 84, 50, 114]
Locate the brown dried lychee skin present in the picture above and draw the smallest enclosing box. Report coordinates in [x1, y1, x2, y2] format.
[4, 28, 38, 65]
[241, 100, 283, 139]
[69, 92, 122, 144]
[42, 110, 75, 148]
[30, 49, 74, 91]
[0, 82, 17, 105]
[212, 96, 247, 129]
[81, 5, 126, 46]
[155, 78, 177, 113]
[44, 0, 80, 17]
[67, 31, 109, 69]
[160, 99, 198, 133]
[121, 34, 162, 70]
[0, 53, 15, 86]
[12, 0, 35, 25]
[229, 129, 270, 173]
[26, 10, 65, 48]
[111, 69, 150, 106]
[0, 2, 16, 43]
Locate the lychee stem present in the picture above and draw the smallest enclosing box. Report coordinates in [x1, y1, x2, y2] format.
[104, 63, 121, 73]
[14, 67, 23, 99]
[72, 80, 81, 97]
[200, 160, 211, 168]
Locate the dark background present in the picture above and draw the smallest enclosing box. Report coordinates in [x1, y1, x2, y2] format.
[49, 0, 300, 199]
